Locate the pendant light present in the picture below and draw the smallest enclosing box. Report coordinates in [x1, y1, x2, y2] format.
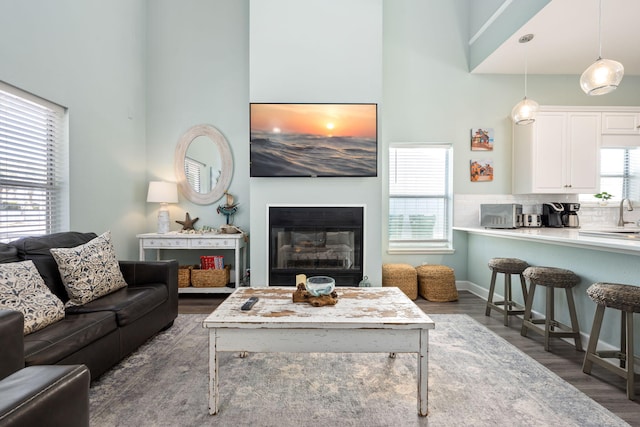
[580, 0, 624, 95]
[511, 34, 539, 126]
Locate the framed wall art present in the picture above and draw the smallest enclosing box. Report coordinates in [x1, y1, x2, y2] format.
[250, 103, 377, 177]
[470, 159, 494, 182]
[470, 128, 494, 151]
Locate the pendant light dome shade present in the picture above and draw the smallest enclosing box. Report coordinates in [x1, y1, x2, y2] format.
[511, 97, 539, 126]
[580, 0, 624, 96]
[580, 57, 624, 95]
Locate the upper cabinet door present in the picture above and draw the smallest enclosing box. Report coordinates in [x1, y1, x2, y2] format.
[513, 111, 600, 194]
[602, 112, 640, 135]
[566, 112, 601, 193]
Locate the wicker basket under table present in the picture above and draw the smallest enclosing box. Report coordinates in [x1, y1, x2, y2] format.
[382, 263, 418, 300]
[191, 265, 231, 288]
[416, 264, 458, 302]
[178, 265, 192, 288]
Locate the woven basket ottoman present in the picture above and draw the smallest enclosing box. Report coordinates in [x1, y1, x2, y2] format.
[382, 263, 418, 300]
[416, 265, 458, 302]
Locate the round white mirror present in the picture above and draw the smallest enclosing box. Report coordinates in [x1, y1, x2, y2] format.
[174, 124, 233, 205]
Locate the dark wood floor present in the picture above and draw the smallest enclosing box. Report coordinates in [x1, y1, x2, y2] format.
[179, 290, 640, 426]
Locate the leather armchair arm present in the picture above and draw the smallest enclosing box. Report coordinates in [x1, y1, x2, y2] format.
[0, 310, 25, 380]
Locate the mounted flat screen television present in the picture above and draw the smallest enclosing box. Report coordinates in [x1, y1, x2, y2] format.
[250, 103, 377, 177]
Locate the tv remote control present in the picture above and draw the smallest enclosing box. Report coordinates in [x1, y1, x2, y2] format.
[241, 297, 259, 311]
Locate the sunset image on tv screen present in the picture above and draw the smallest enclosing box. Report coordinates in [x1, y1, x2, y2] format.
[250, 103, 377, 177]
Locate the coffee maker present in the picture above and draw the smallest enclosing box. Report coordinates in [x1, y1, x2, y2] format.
[561, 202, 580, 228]
[542, 202, 564, 227]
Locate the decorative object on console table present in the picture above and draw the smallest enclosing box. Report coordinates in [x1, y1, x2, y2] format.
[217, 191, 238, 225]
[146, 181, 179, 234]
[176, 212, 199, 231]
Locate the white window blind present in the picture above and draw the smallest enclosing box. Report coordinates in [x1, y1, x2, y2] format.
[579, 147, 640, 203]
[184, 156, 203, 193]
[388, 144, 452, 252]
[0, 82, 68, 242]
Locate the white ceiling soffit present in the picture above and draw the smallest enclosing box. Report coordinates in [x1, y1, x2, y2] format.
[471, 0, 640, 76]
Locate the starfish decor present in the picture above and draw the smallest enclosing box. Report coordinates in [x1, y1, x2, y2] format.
[176, 212, 199, 231]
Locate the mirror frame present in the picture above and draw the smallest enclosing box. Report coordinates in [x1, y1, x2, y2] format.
[174, 124, 233, 205]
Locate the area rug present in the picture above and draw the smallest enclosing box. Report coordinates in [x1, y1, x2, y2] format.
[89, 314, 628, 427]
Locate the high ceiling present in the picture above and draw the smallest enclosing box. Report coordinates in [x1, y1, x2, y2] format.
[471, 0, 640, 76]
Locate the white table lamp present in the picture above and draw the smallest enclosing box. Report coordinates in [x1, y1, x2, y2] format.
[147, 181, 179, 234]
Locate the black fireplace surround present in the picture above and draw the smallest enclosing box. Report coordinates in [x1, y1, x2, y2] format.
[269, 206, 364, 286]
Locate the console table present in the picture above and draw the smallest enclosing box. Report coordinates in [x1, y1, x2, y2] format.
[136, 233, 247, 294]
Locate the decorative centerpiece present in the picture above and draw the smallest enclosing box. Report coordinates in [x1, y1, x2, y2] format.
[292, 274, 338, 306]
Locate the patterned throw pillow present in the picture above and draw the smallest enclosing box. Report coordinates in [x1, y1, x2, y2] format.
[0, 260, 65, 335]
[50, 231, 127, 308]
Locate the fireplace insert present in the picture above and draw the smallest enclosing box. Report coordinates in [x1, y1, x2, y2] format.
[269, 206, 364, 286]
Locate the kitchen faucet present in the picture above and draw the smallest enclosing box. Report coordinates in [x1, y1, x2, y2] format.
[617, 198, 634, 227]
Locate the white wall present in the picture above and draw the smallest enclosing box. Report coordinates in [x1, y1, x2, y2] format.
[249, 0, 383, 286]
[0, 0, 147, 258]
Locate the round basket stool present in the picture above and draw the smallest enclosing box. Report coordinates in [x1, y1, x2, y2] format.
[583, 283, 640, 400]
[520, 266, 582, 352]
[485, 258, 529, 326]
[382, 263, 417, 300]
[416, 265, 457, 302]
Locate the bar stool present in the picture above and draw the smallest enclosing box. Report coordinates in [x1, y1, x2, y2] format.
[485, 258, 529, 326]
[521, 266, 583, 352]
[583, 283, 640, 400]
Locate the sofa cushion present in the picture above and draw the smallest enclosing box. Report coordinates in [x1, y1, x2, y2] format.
[0, 261, 65, 335]
[50, 232, 127, 308]
[65, 284, 168, 327]
[23, 311, 116, 366]
[9, 232, 97, 302]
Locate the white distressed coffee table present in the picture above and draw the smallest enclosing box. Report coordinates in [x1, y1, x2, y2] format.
[203, 287, 435, 416]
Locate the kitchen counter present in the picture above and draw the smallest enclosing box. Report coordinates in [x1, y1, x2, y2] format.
[454, 226, 640, 256]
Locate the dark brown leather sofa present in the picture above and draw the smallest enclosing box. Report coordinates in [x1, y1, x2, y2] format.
[0, 232, 178, 379]
[0, 310, 90, 427]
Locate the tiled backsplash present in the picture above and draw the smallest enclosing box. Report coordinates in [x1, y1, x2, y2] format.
[454, 194, 640, 228]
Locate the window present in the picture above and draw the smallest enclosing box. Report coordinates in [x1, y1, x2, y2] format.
[0, 82, 68, 242]
[184, 156, 203, 193]
[580, 147, 640, 203]
[388, 143, 453, 253]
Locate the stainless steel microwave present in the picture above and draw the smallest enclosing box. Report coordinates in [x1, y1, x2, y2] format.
[480, 204, 523, 229]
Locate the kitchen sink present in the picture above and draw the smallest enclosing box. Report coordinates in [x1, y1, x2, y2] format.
[579, 228, 640, 240]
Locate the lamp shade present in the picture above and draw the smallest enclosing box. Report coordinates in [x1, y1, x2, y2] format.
[580, 58, 624, 96]
[146, 181, 179, 203]
[511, 97, 539, 126]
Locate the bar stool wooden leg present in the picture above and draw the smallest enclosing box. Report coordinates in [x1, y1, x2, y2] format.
[582, 304, 605, 374]
[519, 274, 528, 303]
[503, 273, 512, 326]
[565, 287, 583, 351]
[544, 286, 554, 351]
[521, 282, 536, 337]
[485, 270, 498, 317]
[625, 312, 635, 400]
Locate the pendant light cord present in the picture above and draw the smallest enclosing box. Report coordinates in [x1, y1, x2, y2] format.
[524, 42, 528, 97]
[597, 0, 603, 59]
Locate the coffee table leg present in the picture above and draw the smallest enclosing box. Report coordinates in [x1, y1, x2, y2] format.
[209, 330, 219, 415]
[418, 329, 428, 416]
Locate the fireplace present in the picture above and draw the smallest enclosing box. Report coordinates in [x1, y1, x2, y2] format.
[268, 206, 364, 286]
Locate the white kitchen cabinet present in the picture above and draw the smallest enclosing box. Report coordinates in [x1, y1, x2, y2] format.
[602, 112, 640, 135]
[513, 111, 601, 194]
